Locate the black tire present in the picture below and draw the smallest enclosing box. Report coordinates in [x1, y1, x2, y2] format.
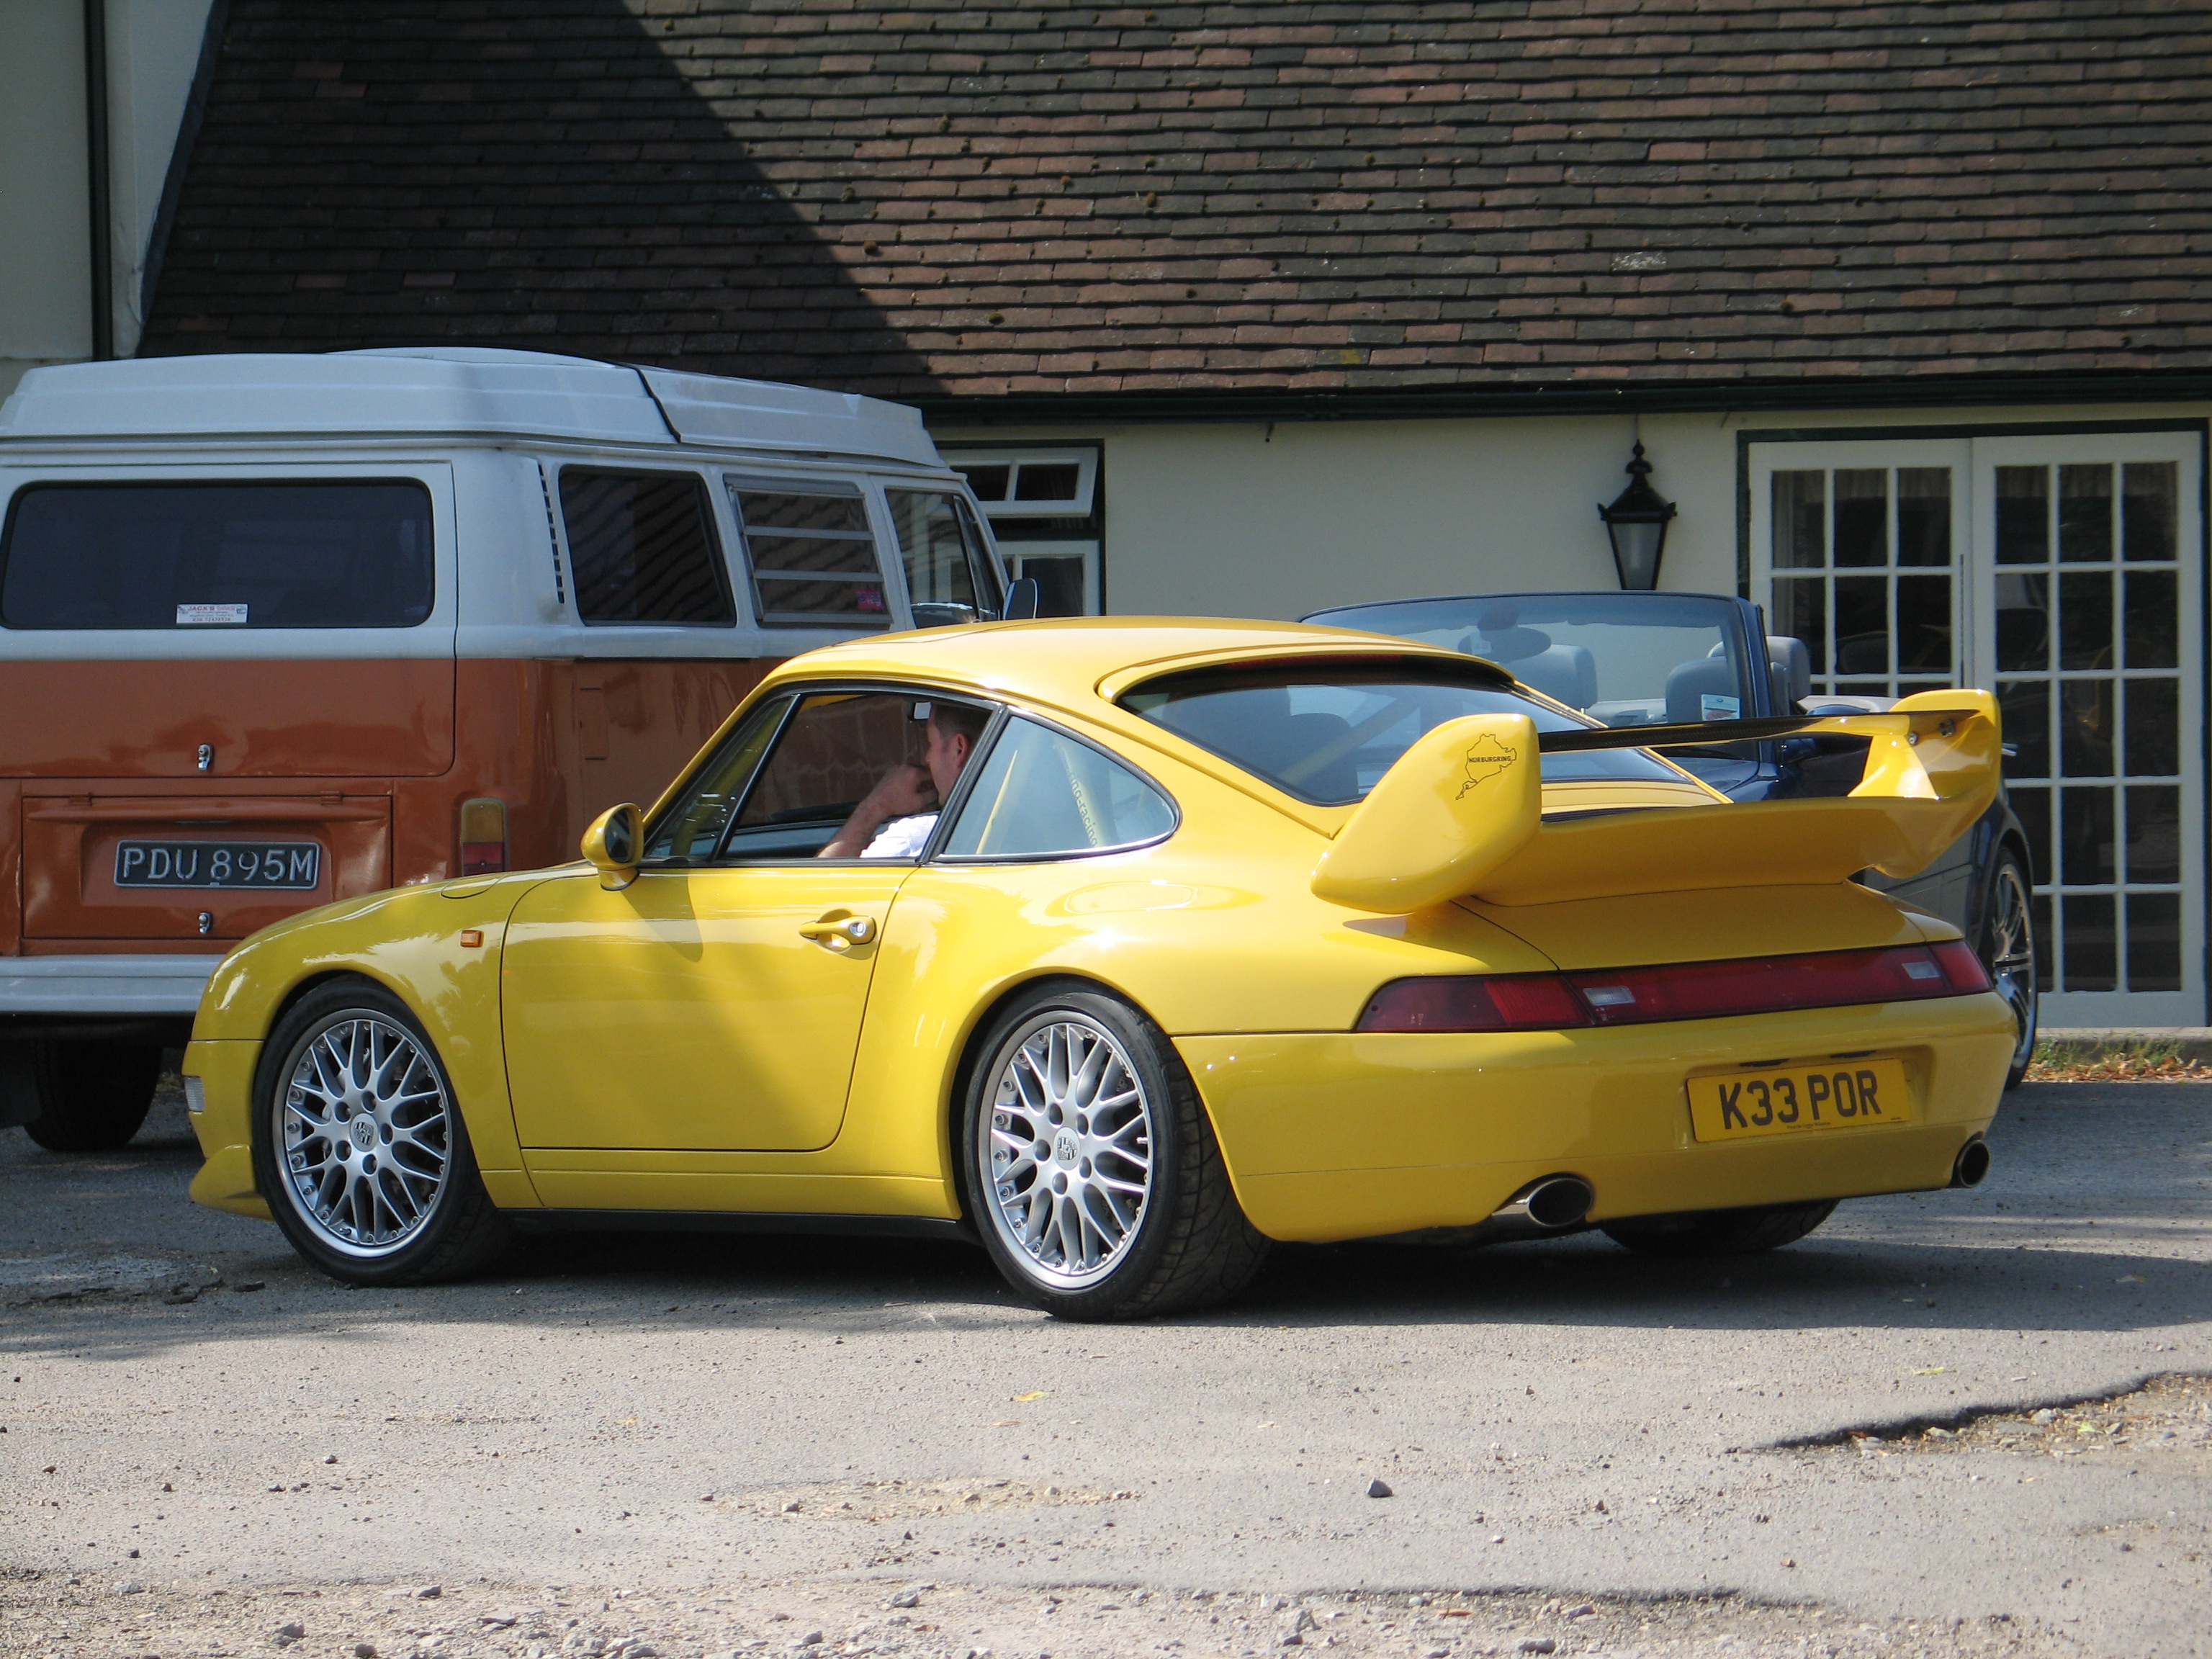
[959, 982, 1268, 1321]
[1978, 849, 2039, 1092]
[1601, 1199, 1837, 1258]
[22, 1040, 162, 1152]
[252, 977, 510, 1287]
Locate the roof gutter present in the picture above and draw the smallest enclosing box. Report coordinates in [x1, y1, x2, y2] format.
[914, 372, 2212, 428]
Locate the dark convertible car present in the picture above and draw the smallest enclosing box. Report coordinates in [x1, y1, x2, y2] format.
[1305, 589, 2038, 1089]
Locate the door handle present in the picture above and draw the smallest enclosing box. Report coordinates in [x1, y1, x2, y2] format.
[799, 913, 876, 948]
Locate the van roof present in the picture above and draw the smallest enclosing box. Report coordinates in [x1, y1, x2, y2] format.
[0, 347, 943, 467]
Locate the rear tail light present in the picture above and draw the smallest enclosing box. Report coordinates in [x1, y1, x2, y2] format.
[1357, 943, 1992, 1033]
[458, 797, 508, 876]
[1930, 938, 1993, 992]
[1357, 973, 1586, 1033]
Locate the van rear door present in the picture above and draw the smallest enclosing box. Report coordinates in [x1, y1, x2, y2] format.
[0, 468, 457, 951]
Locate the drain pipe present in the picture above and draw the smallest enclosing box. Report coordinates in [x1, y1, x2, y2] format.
[83, 0, 114, 361]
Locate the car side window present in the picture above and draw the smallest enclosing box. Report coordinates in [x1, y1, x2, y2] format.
[558, 467, 734, 626]
[642, 693, 792, 863]
[940, 716, 1176, 860]
[729, 480, 890, 628]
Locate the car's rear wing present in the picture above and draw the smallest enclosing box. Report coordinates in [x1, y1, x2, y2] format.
[1310, 690, 2000, 912]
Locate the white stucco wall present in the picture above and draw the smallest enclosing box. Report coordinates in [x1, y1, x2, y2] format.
[0, 0, 217, 396]
[0, 0, 95, 386]
[935, 400, 2211, 620]
[108, 0, 219, 359]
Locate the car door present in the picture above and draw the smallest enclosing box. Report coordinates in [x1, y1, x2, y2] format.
[500, 687, 969, 1154]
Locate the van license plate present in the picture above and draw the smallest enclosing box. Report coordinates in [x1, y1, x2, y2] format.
[114, 840, 320, 890]
[1686, 1058, 1912, 1142]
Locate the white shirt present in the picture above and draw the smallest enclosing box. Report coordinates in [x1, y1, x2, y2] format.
[860, 812, 938, 858]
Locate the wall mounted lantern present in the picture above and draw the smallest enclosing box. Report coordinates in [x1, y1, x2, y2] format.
[1597, 441, 1678, 590]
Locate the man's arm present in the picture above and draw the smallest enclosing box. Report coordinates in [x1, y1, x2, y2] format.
[817, 763, 936, 858]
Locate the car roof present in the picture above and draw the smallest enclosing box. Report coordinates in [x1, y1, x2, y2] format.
[775, 616, 1496, 709]
[0, 347, 941, 466]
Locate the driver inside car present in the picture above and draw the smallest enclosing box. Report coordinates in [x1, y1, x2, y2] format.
[817, 700, 992, 858]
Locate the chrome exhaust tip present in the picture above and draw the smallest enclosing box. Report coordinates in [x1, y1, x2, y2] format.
[1491, 1174, 1596, 1235]
[1950, 1136, 1992, 1189]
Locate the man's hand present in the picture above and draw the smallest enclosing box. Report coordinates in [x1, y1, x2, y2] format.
[818, 763, 938, 858]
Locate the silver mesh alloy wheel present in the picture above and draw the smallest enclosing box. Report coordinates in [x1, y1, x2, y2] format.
[1984, 859, 2038, 1076]
[278, 1014, 452, 1257]
[979, 1015, 1156, 1290]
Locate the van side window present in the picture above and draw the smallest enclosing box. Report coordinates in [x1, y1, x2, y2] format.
[558, 467, 734, 626]
[0, 480, 433, 630]
[728, 480, 889, 629]
[886, 490, 1000, 627]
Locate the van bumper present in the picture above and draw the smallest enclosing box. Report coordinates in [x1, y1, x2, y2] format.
[0, 955, 223, 1017]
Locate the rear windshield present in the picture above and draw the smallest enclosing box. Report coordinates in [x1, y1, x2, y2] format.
[1120, 661, 1691, 805]
[0, 480, 434, 630]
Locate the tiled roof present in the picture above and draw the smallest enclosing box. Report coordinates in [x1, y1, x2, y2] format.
[142, 1, 2212, 406]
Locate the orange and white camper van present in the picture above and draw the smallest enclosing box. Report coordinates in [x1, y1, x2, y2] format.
[0, 347, 1011, 1151]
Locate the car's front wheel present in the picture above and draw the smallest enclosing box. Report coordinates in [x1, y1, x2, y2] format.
[252, 979, 509, 1287]
[961, 984, 1267, 1321]
[1601, 1200, 1837, 1257]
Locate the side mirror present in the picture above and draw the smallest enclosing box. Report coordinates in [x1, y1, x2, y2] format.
[580, 803, 643, 891]
[1000, 576, 1041, 621]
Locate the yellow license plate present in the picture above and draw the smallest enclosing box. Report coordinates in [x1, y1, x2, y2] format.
[1687, 1057, 1912, 1143]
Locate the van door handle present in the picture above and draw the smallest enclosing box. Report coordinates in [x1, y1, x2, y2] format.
[799, 914, 876, 948]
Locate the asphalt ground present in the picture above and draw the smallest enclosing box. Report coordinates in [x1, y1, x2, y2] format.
[3, 1080, 2207, 1659]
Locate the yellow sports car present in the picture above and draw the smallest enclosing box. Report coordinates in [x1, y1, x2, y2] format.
[184, 620, 2017, 1320]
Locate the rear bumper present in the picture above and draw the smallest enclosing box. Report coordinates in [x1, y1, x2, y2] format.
[1177, 992, 2017, 1244]
[0, 954, 223, 1017]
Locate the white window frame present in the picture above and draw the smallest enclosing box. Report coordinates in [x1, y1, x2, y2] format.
[1747, 424, 2207, 1028]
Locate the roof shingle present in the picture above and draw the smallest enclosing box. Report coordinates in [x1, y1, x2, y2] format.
[141, 0, 2212, 403]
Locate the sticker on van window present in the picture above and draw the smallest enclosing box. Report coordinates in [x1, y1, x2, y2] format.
[176, 603, 248, 626]
[1700, 694, 1742, 721]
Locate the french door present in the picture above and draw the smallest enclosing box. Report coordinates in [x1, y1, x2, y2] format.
[1750, 431, 2204, 1027]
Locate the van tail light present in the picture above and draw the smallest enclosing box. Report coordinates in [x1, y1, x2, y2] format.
[459, 797, 508, 876]
[1357, 943, 1991, 1033]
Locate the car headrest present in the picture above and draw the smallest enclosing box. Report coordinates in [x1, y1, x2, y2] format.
[1766, 636, 1812, 708]
[1664, 657, 1745, 724]
[1504, 643, 1597, 710]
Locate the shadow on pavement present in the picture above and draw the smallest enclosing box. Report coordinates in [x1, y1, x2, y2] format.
[4, 1082, 2205, 1360]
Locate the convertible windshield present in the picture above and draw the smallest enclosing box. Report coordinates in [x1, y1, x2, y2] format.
[1120, 661, 1689, 806]
[1310, 593, 1755, 729]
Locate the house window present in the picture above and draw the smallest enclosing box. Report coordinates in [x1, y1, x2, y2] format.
[943, 444, 1103, 615]
[1751, 430, 2204, 1027]
[1768, 465, 1956, 700]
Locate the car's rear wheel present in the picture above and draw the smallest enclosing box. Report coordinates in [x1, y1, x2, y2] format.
[961, 984, 1267, 1321]
[21, 1040, 162, 1152]
[1601, 1200, 1836, 1257]
[1979, 850, 2038, 1091]
[253, 979, 509, 1287]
